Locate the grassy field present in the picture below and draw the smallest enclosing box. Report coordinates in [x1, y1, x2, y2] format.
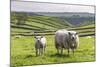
[11, 14, 95, 67]
[11, 35, 95, 67]
[11, 16, 72, 33]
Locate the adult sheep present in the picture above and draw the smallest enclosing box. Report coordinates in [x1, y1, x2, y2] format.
[55, 29, 79, 55]
[34, 36, 46, 56]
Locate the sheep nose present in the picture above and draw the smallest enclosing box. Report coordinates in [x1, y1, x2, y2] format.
[37, 40, 40, 41]
[72, 37, 75, 40]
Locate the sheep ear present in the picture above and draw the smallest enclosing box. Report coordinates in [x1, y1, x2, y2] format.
[68, 32, 71, 35]
[41, 36, 43, 38]
[76, 32, 78, 35]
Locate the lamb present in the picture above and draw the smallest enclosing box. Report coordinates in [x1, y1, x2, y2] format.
[34, 36, 46, 56]
[55, 29, 79, 55]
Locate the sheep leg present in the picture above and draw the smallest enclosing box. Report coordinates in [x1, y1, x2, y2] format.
[61, 48, 63, 54]
[39, 48, 40, 56]
[41, 48, 43, 55]
[36, 49, 38, 56]
[57, 48, 59, 54]
[68, 49, 70, 56]
[40, 48, 43, 56]
[72, 49, 74, 55]
[43, 47, 45, 55]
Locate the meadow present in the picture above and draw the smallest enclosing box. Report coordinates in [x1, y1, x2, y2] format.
[11, 14, 95, 67]
[11, 35, 95, 66]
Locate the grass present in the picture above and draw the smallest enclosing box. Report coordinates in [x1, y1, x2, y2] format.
[78, 24, 95, 28]
[11, 35, 95, 67]
[30, 16, 71, 27]
[11, 16, 71, 32]
[11, 15, 95, 67]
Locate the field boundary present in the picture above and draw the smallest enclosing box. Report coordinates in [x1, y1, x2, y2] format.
[11, 26, 95, 37]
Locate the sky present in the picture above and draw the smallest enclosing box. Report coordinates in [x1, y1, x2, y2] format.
[13, 0, 95, 5]
[11, 0, 95, 13]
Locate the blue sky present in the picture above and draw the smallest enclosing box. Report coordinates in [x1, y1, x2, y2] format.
[11, 1, 95, 13]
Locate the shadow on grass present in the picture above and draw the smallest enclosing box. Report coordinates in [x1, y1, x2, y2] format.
[49, 53, 70, 58]
[25, 54, 33, 58]
[25, 54, 45, 58]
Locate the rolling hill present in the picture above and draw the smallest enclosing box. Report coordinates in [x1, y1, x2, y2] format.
[35, 12, 95, 17]
[11, 12, 95, 36]
[11, 12, 72, 34]
[11, 12, 95, 26]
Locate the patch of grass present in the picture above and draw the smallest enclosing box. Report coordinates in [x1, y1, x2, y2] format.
[11, 35, 95, 66]
[78, 24, 95, 28]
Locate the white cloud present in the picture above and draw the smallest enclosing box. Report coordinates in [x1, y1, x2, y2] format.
[11, 1, 95, 13]
[22, 0, 95, 5]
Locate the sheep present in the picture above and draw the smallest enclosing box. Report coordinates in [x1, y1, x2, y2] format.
[34, 36, 46, 56]
[55, 29, 79, 55]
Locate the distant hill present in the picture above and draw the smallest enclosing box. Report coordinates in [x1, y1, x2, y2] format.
[11, 11, 95, 36]
[60, 16, 95, 26]
[35, 12, 95, 17]
[34, 12, 95, 26]
[11, 11, 95, 26]
[12, 11, 95, 17]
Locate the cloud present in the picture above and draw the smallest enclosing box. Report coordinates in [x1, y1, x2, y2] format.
[11, 1, 95, 13]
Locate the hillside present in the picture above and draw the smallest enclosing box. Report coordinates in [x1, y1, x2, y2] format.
[11, 12, 95, 26]
[35, 12, 95, 17]
[60, 16, 95, 26]
[12, 12, 95, 17]
[11, 12, 72, 34]
[35, 12, 95, 26]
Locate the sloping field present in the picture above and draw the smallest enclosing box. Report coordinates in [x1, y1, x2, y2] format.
[11, 13, 95, 36]
[11, 16, 72, 33]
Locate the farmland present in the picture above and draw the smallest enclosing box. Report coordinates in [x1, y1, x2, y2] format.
[11, 12, 95, 67]
[11, 36, 95, 66]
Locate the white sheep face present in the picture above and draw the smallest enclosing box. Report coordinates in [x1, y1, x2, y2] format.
[68, 31, 78, 41]
[34, 36, 43, 42]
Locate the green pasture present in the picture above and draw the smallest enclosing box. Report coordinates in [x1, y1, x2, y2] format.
[11, 35, 95, 67]
[11, 14, 95, 67]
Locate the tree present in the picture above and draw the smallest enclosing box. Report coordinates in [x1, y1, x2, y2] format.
[11, 12, 29, 25]
[16, 12, 28, 25]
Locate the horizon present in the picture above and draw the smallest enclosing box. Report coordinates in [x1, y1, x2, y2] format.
[11, 11, 95, 14]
